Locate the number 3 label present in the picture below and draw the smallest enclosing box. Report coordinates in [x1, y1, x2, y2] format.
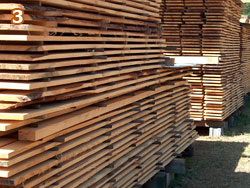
[11, 8, 24, 25]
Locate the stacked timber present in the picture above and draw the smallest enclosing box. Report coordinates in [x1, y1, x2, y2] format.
[202, 0, 243, 121]
[161, 0, 204, 56]
[240, 23, 250, 95]
[181, 0, 204, 56]
[184, 66, 204, 121]
[161, 0, 244, 122]
[161, 0, 184, 56]
[0, 1, 197, 188]
[180, 0, 204, 121]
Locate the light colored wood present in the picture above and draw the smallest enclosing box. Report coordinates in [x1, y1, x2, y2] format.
[0, 1, 197, 187]
[170, 56, 220, 65]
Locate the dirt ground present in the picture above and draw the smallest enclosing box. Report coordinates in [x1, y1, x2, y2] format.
[171, 102, 250, 188]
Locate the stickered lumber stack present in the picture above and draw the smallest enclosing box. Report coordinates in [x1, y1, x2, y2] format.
[181, 0, 204, 56]
[0, 78, 197, 188]
[161, 0, 184, 56]
[184, 65, 204, 121]
[0, 1, 197, 187]
[161, 0, 244, 123]
[202, 0, 243, 121]
[240, 23, 250, 95]
[161, 0, 204, 56]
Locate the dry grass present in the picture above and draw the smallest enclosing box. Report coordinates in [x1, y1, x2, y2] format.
[171, 101, 250, 188]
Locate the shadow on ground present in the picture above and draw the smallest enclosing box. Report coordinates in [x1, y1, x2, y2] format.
[142, 108, 250, 188]
[224, 113, 250, 137]
[144, 100, 250, 188]
[171, 140, 250, 188]
[171, 100, 250, 188]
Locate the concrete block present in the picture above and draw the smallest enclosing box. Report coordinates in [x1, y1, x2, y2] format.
[209, 127, 224, 137]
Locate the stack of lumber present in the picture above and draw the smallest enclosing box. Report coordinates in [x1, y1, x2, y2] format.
[202, 0, 243, 121]
[181, 0, 204, 56]
[0, 1, 198, 187]
[161, 0, 244, 122]
[161, 0, 204, 56]
[240, 23, 250, 95]
[179, 0, 204, 121]
[184, 65, 204, 121]
[161, 0, 184, 56]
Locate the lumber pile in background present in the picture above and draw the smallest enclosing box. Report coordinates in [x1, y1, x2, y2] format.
[202, 0, 243, 121]
[241, 23, 250, 95]
[0, 1, 197, 187]
[161, 0, 244, 122]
